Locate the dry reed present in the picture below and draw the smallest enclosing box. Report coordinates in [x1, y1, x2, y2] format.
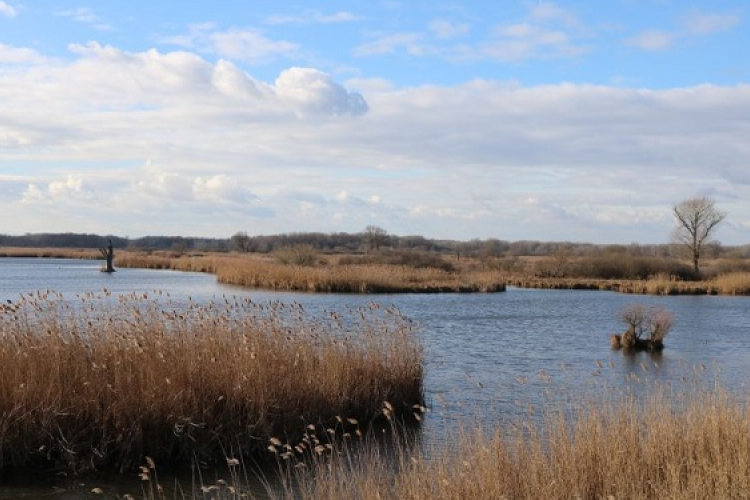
[0, 290, 423, 474]
[281, 385, 750, 500]
[115, 252, 506, 293]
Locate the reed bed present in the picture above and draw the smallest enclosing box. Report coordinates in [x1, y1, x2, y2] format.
[0, 246, 100, 259]
[710, 271, 750, 295]
[0, 291, 423, 474]
[505, 275, 742, 296]
[279, 385, 750, 500]
[115, 252, 506, 293]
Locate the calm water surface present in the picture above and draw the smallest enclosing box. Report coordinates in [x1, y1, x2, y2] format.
[2, 258, 749, 497]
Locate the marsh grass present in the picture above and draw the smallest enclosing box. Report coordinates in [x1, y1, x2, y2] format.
[115, 252, 506, 293]
[0, 291, 423, 474]
[273, 382, 750, 500]
[0, 247, 100, 259]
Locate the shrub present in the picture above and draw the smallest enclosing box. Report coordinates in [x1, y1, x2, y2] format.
[615, 304, 673, 350]
[274, 244, 319, 266]
[338, 250, 454, 272]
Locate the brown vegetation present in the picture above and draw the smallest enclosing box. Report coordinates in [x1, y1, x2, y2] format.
[611, 304, 673, 351]
[0, 291, 423, 474]
[280, 386, 750, 500]
[0, 246, 100, 259]
[113, 251, 507, 293]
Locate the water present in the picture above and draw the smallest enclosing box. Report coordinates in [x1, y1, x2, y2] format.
[2, 258, 750, 496]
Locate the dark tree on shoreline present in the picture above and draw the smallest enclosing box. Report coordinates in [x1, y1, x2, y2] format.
[100, 240, 115, 273]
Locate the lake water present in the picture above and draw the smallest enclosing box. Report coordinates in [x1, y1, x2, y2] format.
[2, 258, 749, 497]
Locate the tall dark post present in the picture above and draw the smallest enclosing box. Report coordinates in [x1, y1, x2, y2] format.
[100, 239, 116, 273]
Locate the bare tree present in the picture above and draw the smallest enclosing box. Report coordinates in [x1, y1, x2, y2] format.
[672, 197, 727, 274]
[231, 231, 252, 252]
[363, 225, 389, 253]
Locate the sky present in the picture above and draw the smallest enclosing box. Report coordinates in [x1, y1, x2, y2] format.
[1, 1, 749, 244]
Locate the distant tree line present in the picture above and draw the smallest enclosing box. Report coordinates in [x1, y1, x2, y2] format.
[0, 233, 228, 253]
[1, 229, 747, 260]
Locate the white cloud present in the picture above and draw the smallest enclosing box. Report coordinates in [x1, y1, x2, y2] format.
[0, 43, 43, 64]
[354, 33, 424, 56]
[3, 40, 750, 242]
[680, 10, 741, 36]
[20, 175, 95, 205]
[625, 10, 740, 53]
[210, 29, 299, 62]
[160, 25, 298, 63]
[429, 19, 470, 39]
[56, 7, 112, 30]
[485, 23, 586, 60]
[266, 11, 361, 25]
[57, 7, 97, 23]
[528, 1, 581, 27]
[193, 174, 256, 204]
[0, 1, 16, 17]
[274, 67, 368, 116]
[625, 30, 674, 51]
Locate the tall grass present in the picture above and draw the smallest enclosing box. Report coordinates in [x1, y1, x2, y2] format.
[0, 291, 423, 474]
[0, 247, 100, 259]
[115, 252, 506, 293]
[280, 385, 750, 500]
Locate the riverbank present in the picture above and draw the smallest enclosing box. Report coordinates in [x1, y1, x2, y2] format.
[3, 247, 750, 295]
[114, 251, 507, 293]
[506, 271, 750, 295]
[0, 291, 423, 475]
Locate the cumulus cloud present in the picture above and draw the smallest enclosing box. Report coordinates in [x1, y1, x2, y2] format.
[0, 1, 16, 17]
[20, 175, 95, 205]
[274, 67, 368, 116]
[193, 174, 256, 204]
[0, 43, 44, 65]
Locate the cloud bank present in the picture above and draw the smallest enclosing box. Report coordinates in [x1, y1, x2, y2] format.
[1, 41, 749, 243]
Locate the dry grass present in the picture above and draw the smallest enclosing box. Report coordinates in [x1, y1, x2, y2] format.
[0, 291, 423, 474]
[710, 272, 750, 295]
[115, 252, 506, 293]
[280, 385, 750, 500]
[0, 246, 100, 259]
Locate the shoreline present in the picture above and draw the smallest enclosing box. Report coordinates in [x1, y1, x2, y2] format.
[2, 248, 750, 296]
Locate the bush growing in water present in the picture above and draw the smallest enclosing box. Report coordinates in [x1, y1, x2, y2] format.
[611, 304, 673, 351]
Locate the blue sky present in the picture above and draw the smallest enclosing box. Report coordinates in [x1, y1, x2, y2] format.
[1, 1, 749, 244]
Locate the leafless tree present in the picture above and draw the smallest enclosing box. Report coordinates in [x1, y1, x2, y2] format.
[231, 231, 252, 252]
[672, 197, 727, 274]
[363, 225, 389, 253]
